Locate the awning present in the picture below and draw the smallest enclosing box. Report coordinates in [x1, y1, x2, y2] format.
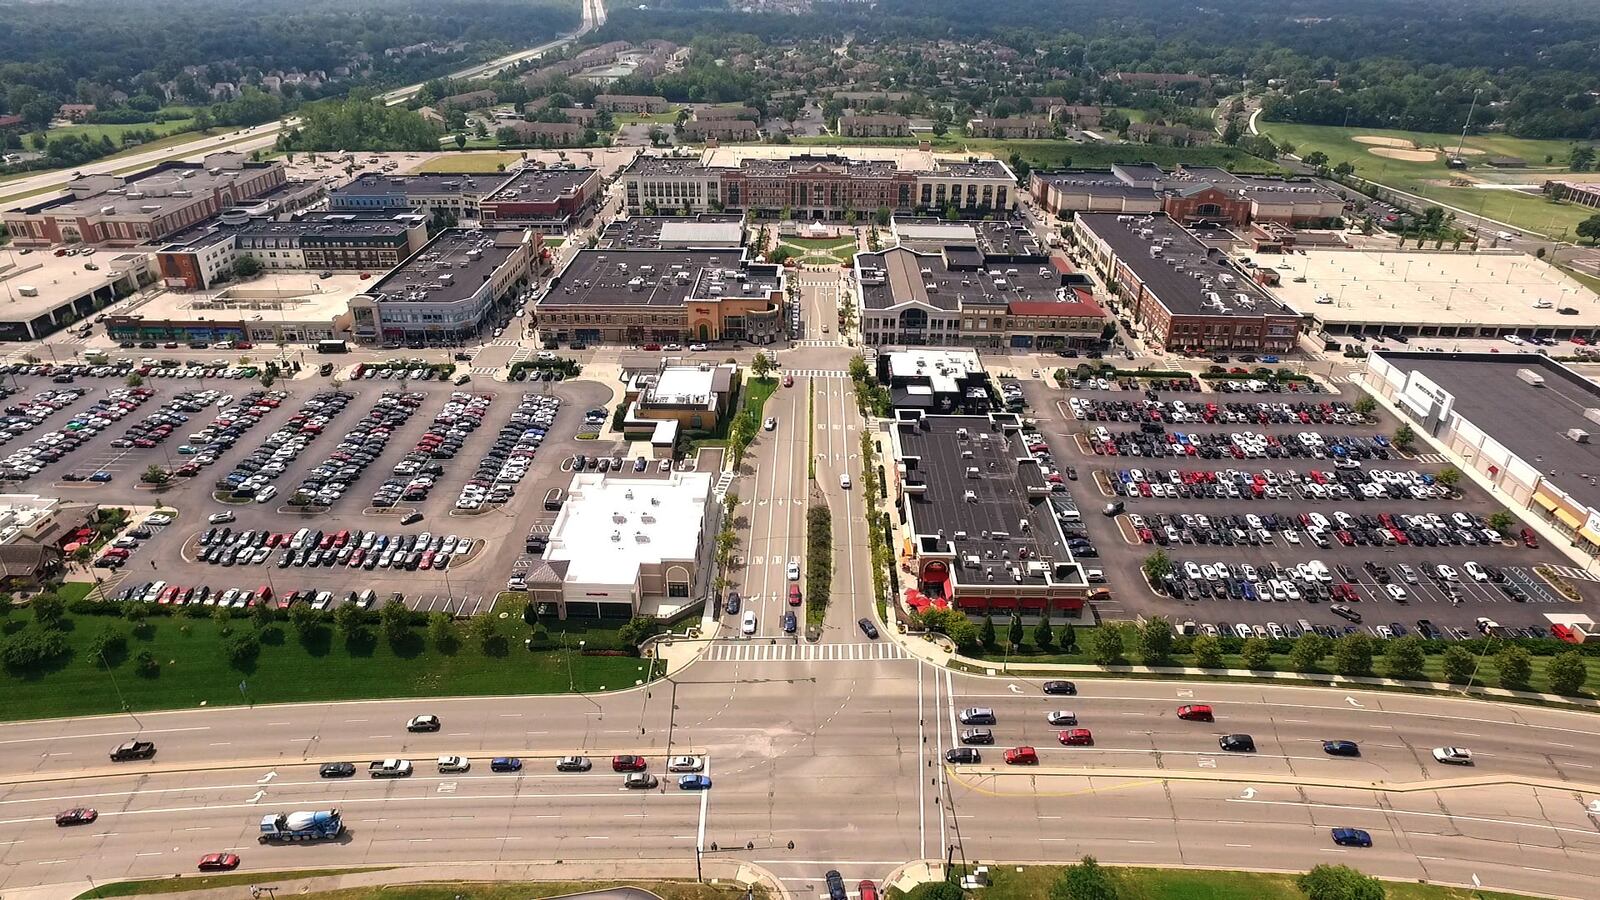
[1019, 596, 1047, 609]
[1533, 493, 1560, 512]
[986, 597, 1017, 609]
[1580, 526, 1600, 547]
[1555, 508, 1584, 531]
[955, 596, 986, 611]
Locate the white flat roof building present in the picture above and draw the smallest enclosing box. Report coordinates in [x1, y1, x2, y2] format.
[539, 471, 714, 617]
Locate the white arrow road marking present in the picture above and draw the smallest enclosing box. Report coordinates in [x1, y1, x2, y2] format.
[1346, 696, 1364, 708]
[1240, 787, 1257, 799]
[1008, 684, 1023, 695]
[246, 790, 266, 804]
[257, 771, 277, 784]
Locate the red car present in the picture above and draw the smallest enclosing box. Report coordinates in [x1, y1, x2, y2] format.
[858, 881, 879, 900]
[55, 807, 97, 826]
[1521, 528, 1539, 548]
[782, 375, 794, 387]
[1176, 704, 1214, 722]
[612, 754, 647, 772]
[788, 584, 802, 606]
[197, 853, 240, 871]
[1003, 746, 1038, 765]
[1058, 728, 1094, 746]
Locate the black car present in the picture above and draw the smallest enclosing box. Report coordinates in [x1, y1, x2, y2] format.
[1219, 734, 1257, 753]
[858, 618, 879, 639]
[725, 591, 741, 615]
[1322, 740, 1361, 757]
[406, 714, 441, 732]
[1042, 680, 1077, 695]
[319, 761, 357, 778]
[960, 728, 995, 745]
[944, 748, 981, 764]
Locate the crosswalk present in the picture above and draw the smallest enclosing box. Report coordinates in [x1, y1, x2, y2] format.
[471, 366, 500, 375]
[713, 470, 735, 499]
[702, 640, 910, 663]
[487, 338, 519, 347]
[790, 340, 843, 349]
[1542, 564, 1600, 583]
[785, 368, 848, 379]
[1411, 453, 1448, 464]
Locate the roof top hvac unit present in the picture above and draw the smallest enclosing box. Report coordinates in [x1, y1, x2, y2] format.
[1566, 428, 1591, 444]
[1516, 368, 1545, 387]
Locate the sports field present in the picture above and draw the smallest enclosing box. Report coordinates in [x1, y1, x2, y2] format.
[1257, 120, 1598, 239]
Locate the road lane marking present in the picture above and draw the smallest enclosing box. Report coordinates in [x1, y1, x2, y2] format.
[1225, 843, 1252, 848]
[1228, 799, 1599, 836]
[0, 726, 211, 746]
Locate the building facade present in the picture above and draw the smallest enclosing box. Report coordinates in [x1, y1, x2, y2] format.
[837, 114, 911, 137]
[348, 227, 536, 345]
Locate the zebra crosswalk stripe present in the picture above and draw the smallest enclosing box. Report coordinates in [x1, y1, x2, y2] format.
[703, 641, 908, 662]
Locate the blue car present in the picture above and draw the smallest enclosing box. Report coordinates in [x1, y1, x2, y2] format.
[1322, 740, 1361, 757]
[678, 774, 712, 791]
[1331, 827, 1372, 847]
[490, 757, 522, 772]
[1262, 355, 1280, 364]
[782, 611, 797, 634]
[89, 471, 113, 482]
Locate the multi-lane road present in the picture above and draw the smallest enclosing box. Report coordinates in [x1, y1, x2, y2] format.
[0, 0, 607, 206]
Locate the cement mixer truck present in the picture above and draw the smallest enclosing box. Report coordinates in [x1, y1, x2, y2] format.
[259, 808, 345, 843]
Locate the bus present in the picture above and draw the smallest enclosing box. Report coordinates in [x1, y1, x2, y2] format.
[316, 339, 349, 354]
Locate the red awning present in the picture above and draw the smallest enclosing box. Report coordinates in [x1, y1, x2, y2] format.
[1019, 596, 1047, 609]
[986, 597, 1017, 609]
[956, 596, 986, 610]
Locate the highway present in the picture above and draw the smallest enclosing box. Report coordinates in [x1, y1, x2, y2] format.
[0, 0, 606, 207]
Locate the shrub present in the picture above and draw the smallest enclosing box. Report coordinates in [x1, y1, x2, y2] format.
[0, 624, 69, 671]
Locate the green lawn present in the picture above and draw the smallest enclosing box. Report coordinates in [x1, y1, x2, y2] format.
[960, 627, 1600, 699]
[1, 608, 657, 722]
[614, 108, 682, 126]
[1256, 120, 1598, 238]
[80, 869, 392, 899]
[82, 876, 759, 900]
[415, 152, 523, 173]
[895, 864, 1538, 900]
[24, 108, 199, 148]
[790, 134, 1281, 174]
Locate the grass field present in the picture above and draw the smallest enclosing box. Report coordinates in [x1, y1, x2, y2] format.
[894, 863, 1538, 900]
[415, 152, 523, 173]
[80, 869, 393, 899]
[1256, 120, 1599, 238]
[24, 107, 200, 148]
[81, 875, 760, 900]
[1, 605, 657, 722]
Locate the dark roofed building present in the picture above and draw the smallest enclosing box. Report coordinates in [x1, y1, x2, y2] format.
[890, 411, 1094, 617]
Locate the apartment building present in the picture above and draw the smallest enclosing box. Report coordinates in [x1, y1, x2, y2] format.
[156, 209, 429, 290]
[681, 118, 759, 143]
[1128, 123, 1214, 146]
[1030, 165, 1345, 227]
[965, 117, 1052, 139]
[477, 167, 601, 231]
[595, 94, 670, 113]
[329, 172, 501, 220]
[1071, 212, 1302, 353]
[503, 121, 585, 146]
[837, 114, 911, 138]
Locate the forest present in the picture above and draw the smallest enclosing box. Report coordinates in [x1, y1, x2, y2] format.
[593, 0, 1600, 139]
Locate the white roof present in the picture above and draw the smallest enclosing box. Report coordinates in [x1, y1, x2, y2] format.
[545, 472, 712, 587]
[658, 221, 743, 247]
[885, 347, 984, 394]
[651, 365, 717, 403]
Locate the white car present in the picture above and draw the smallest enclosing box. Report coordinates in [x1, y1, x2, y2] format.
[144, 513, 174, 526]
[1046, 710, 1078, 725]
[786, 560, 800, 580]
[1432, 747, 1473, 765]
[764, 417, 777, 431]
[741, 610, 757, 635]
[207, 511, 235, 524]
[667, 755, 705, 772]
[1464, 561, 1489, 582]
[255, 485, 277, 503]
[1386, 583, 1408, 601]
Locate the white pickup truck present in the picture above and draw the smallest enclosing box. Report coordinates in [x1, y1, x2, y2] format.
[368, 758, 413, 778]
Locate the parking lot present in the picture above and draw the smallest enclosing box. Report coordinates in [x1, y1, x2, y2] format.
[1010, 373, 1596, 638]
[0, 361, 614, 614]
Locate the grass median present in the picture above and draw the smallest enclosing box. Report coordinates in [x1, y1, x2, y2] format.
[893, 862, 1536, 900]
[0, 600, 658, 722]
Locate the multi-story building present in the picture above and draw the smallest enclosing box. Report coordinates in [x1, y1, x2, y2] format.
[620, 359, 739, 437]
[855, 221, 1107, 351]
[1072, 212, 1302, 353]
[599, 214, 745, 250]
[619, 151, 1016, 219]
[4, 153, 286, 248]
[693, 106, 759, 121]
[534, 247, 787, 345]
[681, 118, 759, 143]
[503, 121, 585, 146]
[438, 89, 498, 110]
[1030, 165, 1345, 227]
[155, 209, 429, 290]
[965, 116, 1052, 139]
[348, 227, 536, 345]
[594, 94, 670, 113]
[875, 347, 994, 414]
[1128, 123, 1214, 146]
[837, 114, 911, 138]
[477, 167, 600, 231]
[329, 172, 501, 220]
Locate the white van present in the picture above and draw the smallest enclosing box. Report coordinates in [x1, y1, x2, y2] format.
[741, 610, 757, 635]
[840, 473, 852, 489]
[290, 527, 310, 550]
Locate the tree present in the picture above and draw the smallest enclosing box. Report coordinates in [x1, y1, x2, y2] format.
[1221, 120, 1242, 146]
[30, 594, 65, 629]
[981, 614, 997, 649]
[1496, 644, 1532, 690]
[428, 612, 458, 654]
[1191, 634, 1223, 668]
[453, 132, 468, 150]
[1302, 150, 1330, 169]
[1049, 856, 1119, 900]
[1392, 422, 1416, 451]
[617, 615, 659, 651]
[1571, 145, 1597, 172]
[1033, 611, 1054, 650]
[1008, 613, 1024, 649]
[141, 463, 170, 485]
[1547, 650, 1588, 695]
[750, 352, 774, 379]
[1241, 636, 1271, 670]
[848, 355, 870, 382]
[250, 597, 275, 629]
[380, 597, 410, 645]
[232, 255, 262, 279]
[1352, 396, 1377, 417]
[191, 108, 214, 132]
[224, 631, 260, 668]
[1088, 625, 1124, 665]
[1139, 617, 1173, 664]
[1297, 864, 1386, 900]
[469, 614, 504, 655]
[134, 649, 160, 678]
[1332, 633, 1374, 677]
[1578, 214, 1600, 246]
[87, 626, 127, 666]
[875, 206, 891, 226]
[1141, 549, 1173, 583]
[1383, 636, 1427, 681]
[1441, 645, 1476, 684]
[125, 373, 144, 388]
[0, 624, 69, 670]
[1289, 633, 1332, 672]
[288, 602, 321, 640]
[333, 602, 364, 637]
[1487, 511, 1515, 535]
[1333, 161, 1356, 176]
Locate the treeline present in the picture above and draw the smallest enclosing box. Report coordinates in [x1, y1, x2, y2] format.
[278, 96, 441, 153]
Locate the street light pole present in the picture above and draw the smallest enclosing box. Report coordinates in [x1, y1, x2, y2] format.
[100, 649, 142, 730]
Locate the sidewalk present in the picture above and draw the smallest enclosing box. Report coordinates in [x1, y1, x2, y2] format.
[45, 857, 787, 900]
